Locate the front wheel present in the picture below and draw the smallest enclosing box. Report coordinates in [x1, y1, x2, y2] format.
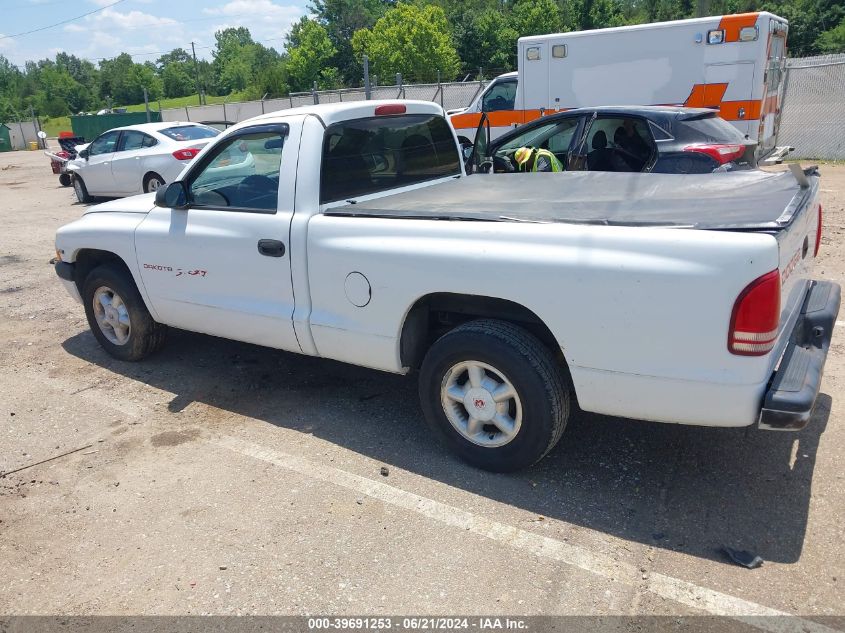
[419, 319, 570, 472]
[82, 263, 168, 361]
[73, 176, 90, 203]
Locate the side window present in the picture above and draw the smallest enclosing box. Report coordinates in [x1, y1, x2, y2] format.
[583, 117, 655, 172]
[143, 134, 158, 148]
[495, 118, 578, 159]
[119, 131, 147, 151]
[88, 131, 120, 156]
[187, 127, 286, 213]
[482, 81, 517, 112]
[496, 120, 561, 155]
[648, 120, 673, 141]
[545, 119, 580, 153]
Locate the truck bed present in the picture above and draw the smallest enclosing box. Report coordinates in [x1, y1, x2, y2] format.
[328, 169, 817, 230]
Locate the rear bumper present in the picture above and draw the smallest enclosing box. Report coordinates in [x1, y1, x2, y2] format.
[759, 280, 841, 430]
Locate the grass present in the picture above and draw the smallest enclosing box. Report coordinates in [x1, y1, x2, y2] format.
[39, 92, 249, 137]
[40, 115, 72, 137]
[122, 92, 249, 113]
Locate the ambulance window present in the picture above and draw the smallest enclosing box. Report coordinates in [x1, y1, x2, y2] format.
[526, 47, 541, 61]
[552, 45, 567, 58]
[482, 81, 517, 112]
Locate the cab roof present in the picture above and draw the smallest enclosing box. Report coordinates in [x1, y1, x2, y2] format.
[105, 121, 211, 135]
[231, 99, 446, 131]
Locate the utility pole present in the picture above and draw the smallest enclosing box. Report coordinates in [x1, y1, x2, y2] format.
[363, 55, 371, 100]
[191, 41, 203, 106]
[143, 88, 150, 123]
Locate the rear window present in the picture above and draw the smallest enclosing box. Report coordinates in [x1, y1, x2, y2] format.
[320, 114, 461, 203]
[678, 114, 746, 143]
[160, 125, 219, 141]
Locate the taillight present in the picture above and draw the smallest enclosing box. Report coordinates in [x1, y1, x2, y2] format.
[728, 270, 781, 356]
[684, 143, 746, 165]
[173, 148, 201, 161]
[375, 104, 406, 116]
[814, 203, 822, 257]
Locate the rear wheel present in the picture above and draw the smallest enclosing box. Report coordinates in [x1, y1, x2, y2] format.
[419, 319, 570, 472]
[143, 172, 165, 194]
[73, 176, 90, 203]
[82, 263, 167, 361]
[59, 173, 72, 187]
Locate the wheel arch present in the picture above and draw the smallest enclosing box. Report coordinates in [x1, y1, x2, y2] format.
[399, 292, 564, 371]
[143, 171, 165, 191]
[72, 248, 136, 297]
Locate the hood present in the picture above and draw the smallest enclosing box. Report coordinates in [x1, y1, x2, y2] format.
[84, 192, 157, 215]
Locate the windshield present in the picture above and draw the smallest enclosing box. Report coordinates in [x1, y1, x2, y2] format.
[160, 125, 220, 141]
[320, 114, 461, 203]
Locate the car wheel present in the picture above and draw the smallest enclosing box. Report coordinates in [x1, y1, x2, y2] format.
[59, 173, 72, 187]
[73, 176, 90, 203]
[419, 319, 570, 472]
[143, 173, 165, 194]
[82, 263, 168, 361]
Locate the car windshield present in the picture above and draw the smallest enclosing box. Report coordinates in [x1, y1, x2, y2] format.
[160, 125, 219, 141]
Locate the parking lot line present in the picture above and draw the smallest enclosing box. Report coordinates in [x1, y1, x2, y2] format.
[207, 433, 840, 633]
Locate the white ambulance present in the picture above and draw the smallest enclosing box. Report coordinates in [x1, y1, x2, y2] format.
[450, 12, 789, 160]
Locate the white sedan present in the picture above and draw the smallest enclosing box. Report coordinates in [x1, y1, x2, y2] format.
[68, 122, 224, 202]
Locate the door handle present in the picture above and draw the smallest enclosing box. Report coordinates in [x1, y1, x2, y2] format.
[257, 239, 285, 257]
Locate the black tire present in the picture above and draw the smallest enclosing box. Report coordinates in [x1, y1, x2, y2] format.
[143, 172, 165, 194]
[73, 175, 90, 203]
[419, 319, 570, 472]
[59, 173, 72, 187]
[82, 263, 168, 361]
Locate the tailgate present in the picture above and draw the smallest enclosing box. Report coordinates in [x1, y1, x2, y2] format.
[773, 167, 823, 345]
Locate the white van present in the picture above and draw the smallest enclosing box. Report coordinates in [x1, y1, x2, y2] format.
[450, 12, 788, 160]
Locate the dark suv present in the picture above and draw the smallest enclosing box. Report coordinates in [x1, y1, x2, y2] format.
[479, 106, 757, 175]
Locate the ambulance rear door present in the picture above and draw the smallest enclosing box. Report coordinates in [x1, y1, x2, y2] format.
[705, 61, 755, 136]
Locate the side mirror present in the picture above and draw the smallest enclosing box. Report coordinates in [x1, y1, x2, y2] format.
[155, 181, 189, 209]
[79, 149, 89, 160]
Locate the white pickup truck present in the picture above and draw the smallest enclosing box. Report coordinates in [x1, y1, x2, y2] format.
[54, 100, 839, 472]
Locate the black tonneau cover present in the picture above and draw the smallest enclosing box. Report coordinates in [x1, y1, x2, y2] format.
[328, 170, 817, 230]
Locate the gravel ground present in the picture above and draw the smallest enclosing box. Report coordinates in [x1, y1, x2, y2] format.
[0, 150, 843, 626]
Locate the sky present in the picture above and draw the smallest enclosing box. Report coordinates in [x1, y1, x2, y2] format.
[0, 0, 310, 67]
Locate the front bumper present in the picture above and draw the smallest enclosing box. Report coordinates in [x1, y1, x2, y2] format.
[759, 280, 841, 430]
[54, 260, 82, 303]
[54, 260, 74, 282]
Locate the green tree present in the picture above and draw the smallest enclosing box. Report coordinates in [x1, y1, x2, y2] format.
[816, 15, 845, 52]
[309, 0, 389, 84]
[471, 9, 519, 72]
[512, 0, 565, 36]
[286, 17, 340, 91]
[351, 3, 461, 82]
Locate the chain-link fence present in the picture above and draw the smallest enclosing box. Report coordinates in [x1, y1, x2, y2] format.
[158, 56, 845, 161]
[779, 53, 845, 161]
[160, 80, 490, 124]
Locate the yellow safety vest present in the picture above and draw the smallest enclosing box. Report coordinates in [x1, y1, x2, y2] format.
[518, 148, 563, 172]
